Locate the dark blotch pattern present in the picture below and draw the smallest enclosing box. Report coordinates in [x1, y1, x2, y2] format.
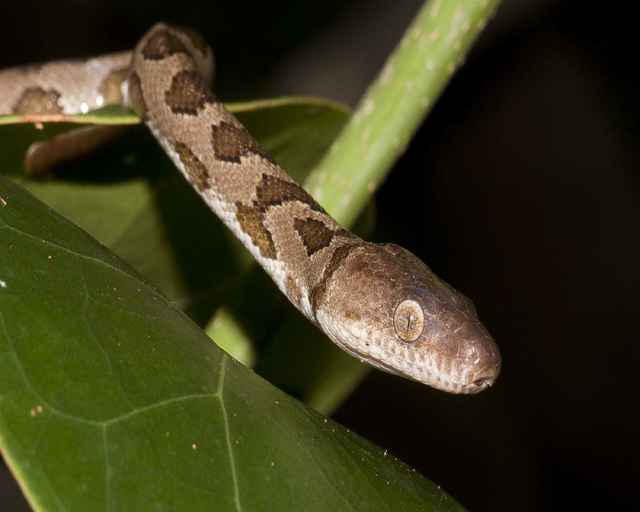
[173, 141, 210, 192]
[294, 218, 335, 256]
[165, 70, 215, 115]
[127, 72, 147, 118]
[235, 174, 328, 260]
[310, 243, 364, 314]
[211, 121, 270, 164]
[255, 174, 324, 213]
[235, 202, 277, 259]
[13, 87, 62, 115]
[142, 29, 190, 60]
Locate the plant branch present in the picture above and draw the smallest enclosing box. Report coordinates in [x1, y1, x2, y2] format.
[307, 0, 502, 227]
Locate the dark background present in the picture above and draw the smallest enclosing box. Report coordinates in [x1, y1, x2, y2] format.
[1, 0, 638, 510]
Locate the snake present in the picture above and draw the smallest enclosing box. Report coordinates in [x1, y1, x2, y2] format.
[0, 24, 501, 394]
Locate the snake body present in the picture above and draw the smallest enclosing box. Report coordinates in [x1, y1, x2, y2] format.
[0, 24, 500, 393]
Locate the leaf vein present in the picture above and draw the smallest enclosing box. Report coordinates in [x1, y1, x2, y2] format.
[0, 223, 166, 304]
[219, 355, 242, 512]
[0, 312, 102, 427]
[102, 426, 112, 512]
[103, 393, 220, 426]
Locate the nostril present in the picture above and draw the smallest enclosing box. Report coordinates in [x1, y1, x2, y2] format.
[471, 367, 498, 389]
[472, 376, 492, 388]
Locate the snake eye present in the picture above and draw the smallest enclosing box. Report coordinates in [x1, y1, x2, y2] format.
[393, 299, 424, 342]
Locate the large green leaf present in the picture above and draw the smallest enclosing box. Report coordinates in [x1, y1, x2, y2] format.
[0, 175, 462, 511]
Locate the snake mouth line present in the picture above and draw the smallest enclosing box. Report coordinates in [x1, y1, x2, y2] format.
[323, 327, 490, 394]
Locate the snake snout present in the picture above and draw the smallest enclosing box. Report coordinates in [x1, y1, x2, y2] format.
[445, 314, 501, 393]
[463, 340, 501, 393]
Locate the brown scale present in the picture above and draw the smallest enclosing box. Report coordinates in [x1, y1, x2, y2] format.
[255, 174, 324, 213]
[165, 70, 215, 116]
[234, 202, 277, 259]
[293, 217, 336, 256]
[211, 121, 267, 164]
[172, 141, 211, 192]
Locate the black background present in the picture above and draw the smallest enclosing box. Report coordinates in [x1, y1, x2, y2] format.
[1, 0, 638, 510]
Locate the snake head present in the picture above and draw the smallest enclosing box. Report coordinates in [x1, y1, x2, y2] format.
[315, 243, 501, 393]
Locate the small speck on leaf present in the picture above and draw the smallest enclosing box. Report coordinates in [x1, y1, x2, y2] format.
[29, 405, 44, 417]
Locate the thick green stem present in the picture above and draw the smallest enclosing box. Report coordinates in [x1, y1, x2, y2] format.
[307, 0, 501, 227]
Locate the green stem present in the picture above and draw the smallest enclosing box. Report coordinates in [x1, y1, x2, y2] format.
[307, 0, 501, 227]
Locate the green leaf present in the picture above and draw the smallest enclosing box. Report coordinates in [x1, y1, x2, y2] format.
[0, 105, 140, 127]
[0, 175, 463, 511]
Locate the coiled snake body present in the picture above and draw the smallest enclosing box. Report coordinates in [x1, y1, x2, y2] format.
[0, 24, 501, 393]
